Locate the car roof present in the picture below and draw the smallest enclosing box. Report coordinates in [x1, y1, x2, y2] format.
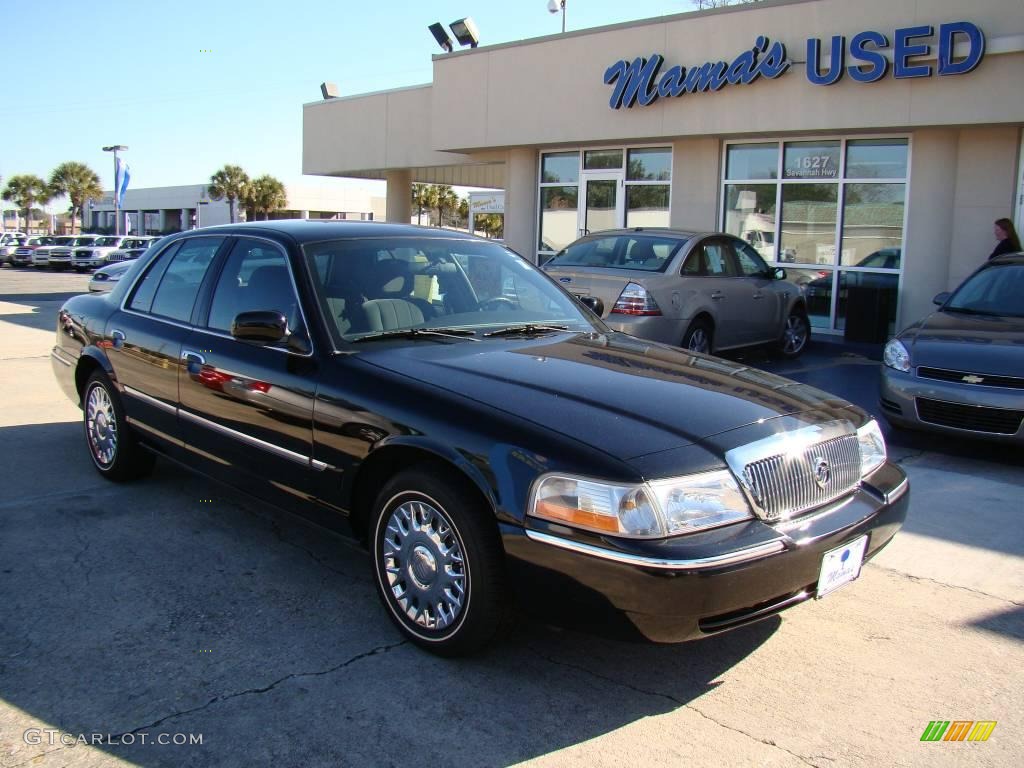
[186, 219, 483, 246]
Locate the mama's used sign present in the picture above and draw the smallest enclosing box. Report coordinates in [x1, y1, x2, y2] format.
[604, 21, 984, 110]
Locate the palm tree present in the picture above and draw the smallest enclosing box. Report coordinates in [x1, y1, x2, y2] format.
[434, 185, 459, 229]
[2, 175, 51, 232]
[208, 164, 250, 223]
[411, 183, 437, 225]
[243, 175, 288, 221]
[48, 162, 102, 235]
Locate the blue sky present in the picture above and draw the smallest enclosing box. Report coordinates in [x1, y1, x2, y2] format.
[1, 0, 692, 210]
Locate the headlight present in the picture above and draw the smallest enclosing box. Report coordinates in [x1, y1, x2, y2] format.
[856, 420, 886, 477]
[529, 470, 753, 538]
[883, 338, 910, 372]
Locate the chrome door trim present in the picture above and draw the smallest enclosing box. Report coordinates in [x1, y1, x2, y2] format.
[179, 408, 318, 469]
[126, 416, 185, 448]
[123, 385, 178, 415]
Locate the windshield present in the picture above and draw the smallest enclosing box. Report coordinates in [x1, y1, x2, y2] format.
[96, 237, 121, 246]
[72, 237, 98, 246]
[303, 237, 598, 343]
[54, 237, 75, 245]
[29, 237, 54, 246]
[945, 263, 1024, 318]
[545, 234, 686, 272]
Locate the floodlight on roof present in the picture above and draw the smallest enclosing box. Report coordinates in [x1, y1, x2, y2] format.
[449, 17, 479, 48]
[429, 22, 454, 53]
[320, 82, 339, 99]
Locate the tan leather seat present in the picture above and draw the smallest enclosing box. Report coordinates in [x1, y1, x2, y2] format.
[361, 298, 424, 331]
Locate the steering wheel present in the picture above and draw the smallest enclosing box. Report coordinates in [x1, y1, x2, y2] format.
[478, 296, 519, 311]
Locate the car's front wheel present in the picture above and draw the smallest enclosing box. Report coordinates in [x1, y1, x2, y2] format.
[83, 371, 155, 481]
[778, 310, 809, 359]
[371, 467, 507, 656]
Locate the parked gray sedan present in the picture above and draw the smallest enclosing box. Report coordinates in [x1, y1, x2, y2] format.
[543, 229, 810, 358]
[880, 253, 1024, 443]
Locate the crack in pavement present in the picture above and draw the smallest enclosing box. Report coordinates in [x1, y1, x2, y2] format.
[529, 646, 831, 767]
[108, 640, 407, 737]
[7, 745, 68, 768]
[870, 564, 1023, 607]
[269, 520, 372, 585]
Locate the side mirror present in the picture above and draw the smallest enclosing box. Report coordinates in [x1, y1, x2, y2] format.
[579, 295, 604, 316]
[932, 292, 950, 306]
[772, 267, 787, 280]
[232, 311, 288, 343]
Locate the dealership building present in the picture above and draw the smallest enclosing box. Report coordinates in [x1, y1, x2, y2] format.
[303, 0, 1023, 340]
[87, 182, 385, 236]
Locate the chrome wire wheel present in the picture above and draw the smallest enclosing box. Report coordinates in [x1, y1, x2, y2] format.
[782, 313, 809, 356]
[85, 383, 118, 468]
[380, 496, 467, 632]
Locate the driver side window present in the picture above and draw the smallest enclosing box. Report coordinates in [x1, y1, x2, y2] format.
[735, 242, 769, 278]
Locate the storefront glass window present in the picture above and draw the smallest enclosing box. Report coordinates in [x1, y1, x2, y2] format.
[723, 184, 777, 260]
[583, 149, 623, 171]
[625, 185, 670, 228]
[539, 186, 579, 252]
[779, 184, 838, 265]
[840, 184, 905, 266]
[627, 148, 671, 180]
[787, 267, 833, 329]
[726, 143, 778, 180]
[845, 139, 908, 179]
[783, 141, 841, 180]
[541, 152, 580, 183]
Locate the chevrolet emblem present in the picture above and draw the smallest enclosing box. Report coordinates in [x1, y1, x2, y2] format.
[962, 375, 984, 384]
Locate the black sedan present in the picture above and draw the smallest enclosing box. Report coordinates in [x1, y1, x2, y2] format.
[52, 221, 908, 655]
[880, 253, 1024, 442]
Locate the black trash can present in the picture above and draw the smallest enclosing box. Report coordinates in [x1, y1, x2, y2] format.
[844, 284, 893, 344]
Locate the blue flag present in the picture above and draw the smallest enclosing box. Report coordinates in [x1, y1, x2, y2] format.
[115, 158, 131, 209]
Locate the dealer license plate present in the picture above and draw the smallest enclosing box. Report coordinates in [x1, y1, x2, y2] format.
[816, 535, 868, 599]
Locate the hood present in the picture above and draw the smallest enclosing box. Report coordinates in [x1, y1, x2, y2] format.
[904, 310, 1024, 375]
[357, 331, 860, 462]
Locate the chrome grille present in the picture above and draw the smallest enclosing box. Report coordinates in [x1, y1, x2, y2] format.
[726, 422, 861, 523]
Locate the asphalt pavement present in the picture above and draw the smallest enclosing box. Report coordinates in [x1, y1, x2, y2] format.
[1, 266, 1021, 768]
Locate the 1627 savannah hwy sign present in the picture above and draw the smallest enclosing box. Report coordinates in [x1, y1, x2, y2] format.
[604, 21, 985, 110]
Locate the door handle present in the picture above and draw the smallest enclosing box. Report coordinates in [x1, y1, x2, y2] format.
[181, 350, 206, 374]
[710, 292, 725, 300]
[111, 329, 126, 348]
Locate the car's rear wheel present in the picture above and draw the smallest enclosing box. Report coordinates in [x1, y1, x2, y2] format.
[778, 311, 809, 359]
[682, 318, 713, 354]
[83, 371, 155, 481]
[371, 467, 507, 656]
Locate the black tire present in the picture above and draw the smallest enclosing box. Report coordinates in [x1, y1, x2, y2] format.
[682, 318, 713, 354]
[370, 467, 507, 656]
[82, 371, 155, 482]
[777, 310, 809, 359]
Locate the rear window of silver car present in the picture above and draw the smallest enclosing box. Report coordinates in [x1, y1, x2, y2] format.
[547, 235, 686, 272]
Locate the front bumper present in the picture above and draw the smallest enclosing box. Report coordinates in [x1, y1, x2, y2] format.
[880, 367, 1024, 443]
[503, 461, 908, 642]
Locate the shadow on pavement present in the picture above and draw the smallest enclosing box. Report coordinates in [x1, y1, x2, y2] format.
[969, 605, 1024, 642]
[1, 421, 776, 767]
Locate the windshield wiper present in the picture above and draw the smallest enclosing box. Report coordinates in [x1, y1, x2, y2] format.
[350, 327, 479, 343]
[482, 324, 570, 338]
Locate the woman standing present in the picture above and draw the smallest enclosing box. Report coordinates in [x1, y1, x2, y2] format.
[989, 218, 1022, 259]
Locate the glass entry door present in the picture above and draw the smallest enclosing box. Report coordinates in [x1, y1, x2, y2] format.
[579, 173, 623, 238]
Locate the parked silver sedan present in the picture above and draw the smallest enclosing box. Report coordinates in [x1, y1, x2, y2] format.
[87, 260, 134, 293]
[543, 229, 810, 357]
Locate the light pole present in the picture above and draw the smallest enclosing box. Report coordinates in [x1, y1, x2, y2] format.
[102, 144, 128, 236]
[547, 0, 566, 34]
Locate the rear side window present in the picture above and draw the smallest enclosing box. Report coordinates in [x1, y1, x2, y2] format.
[128, 242, 181, 313]
[149, 237, 222, 322]
[701, 240, 736, 277]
